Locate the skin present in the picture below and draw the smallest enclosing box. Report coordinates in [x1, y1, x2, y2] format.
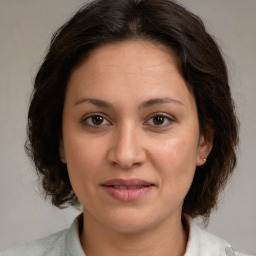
[60, 40, 212, 256]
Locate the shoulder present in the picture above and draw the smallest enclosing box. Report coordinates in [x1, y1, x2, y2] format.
[1, 229, 68, 256]
[2, 214, 85, 256]
[185, 216, 253, 256]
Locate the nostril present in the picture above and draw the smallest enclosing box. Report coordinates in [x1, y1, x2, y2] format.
[111, 160, 141, 169]
[107, 141, 146, 169]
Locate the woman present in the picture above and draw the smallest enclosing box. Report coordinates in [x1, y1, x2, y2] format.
[2, 0, 250, 255]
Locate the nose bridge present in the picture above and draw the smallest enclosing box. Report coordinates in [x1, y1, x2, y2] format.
[108, 121, 145, 168]
[118, 122, 137, 154]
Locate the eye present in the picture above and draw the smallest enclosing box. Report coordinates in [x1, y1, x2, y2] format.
[146, 113, 173, 127]
[83, 114, 111, 126]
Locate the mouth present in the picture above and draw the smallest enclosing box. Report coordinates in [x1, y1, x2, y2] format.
[101, 179, 155, 201]
[105, 185, 151, 189]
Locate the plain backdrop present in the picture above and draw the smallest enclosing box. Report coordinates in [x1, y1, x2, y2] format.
[0, 0, 255, 254]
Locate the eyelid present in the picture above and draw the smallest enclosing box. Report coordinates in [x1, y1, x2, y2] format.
[81, 112, 174, 127]
[81, 112, 112, 126]
[145, 112, 175, 127]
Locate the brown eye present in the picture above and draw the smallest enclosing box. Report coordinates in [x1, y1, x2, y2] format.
[146, 113, 173, 127]
[83, 114, 110, 126]
[153, 116, 165, 125]
[92, 115, 104, 125]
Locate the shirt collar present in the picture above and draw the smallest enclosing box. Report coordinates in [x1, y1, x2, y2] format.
[65, 214, 231, 256]
[184, 215, 231, 256]
[65, 214, 86, 256]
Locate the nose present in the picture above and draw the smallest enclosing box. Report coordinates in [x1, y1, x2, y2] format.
[107, 123, 146, 169]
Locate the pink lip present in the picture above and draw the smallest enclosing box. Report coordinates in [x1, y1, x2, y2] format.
[101, 179, 155, 201]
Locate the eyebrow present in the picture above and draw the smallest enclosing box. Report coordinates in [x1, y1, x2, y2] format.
[139, 97, 184, 109]
[74, 98, 113, 108]
[74, 97, 184, 108]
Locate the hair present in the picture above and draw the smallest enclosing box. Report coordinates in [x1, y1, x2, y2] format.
[25, 0, 239, 218]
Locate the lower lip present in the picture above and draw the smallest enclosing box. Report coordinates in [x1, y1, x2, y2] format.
[102, 186, 154, 201]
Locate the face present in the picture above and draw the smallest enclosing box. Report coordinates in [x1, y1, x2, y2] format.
[60, 40, 211, 234]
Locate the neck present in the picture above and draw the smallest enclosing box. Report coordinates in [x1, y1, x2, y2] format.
[80, 212, 188, 256]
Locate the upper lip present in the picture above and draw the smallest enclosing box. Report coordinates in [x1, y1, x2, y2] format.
[101, 179, 154, 187]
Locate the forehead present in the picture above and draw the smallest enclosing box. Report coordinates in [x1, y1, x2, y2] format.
[75, 40, 181, 75]
[66, 40, 193, 108]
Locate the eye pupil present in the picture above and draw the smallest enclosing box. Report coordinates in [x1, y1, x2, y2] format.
[153, 116, 164, 125]
[92, 115, 104, 125]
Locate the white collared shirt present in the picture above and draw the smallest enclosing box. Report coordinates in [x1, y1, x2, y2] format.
[2, 215, 251, 256]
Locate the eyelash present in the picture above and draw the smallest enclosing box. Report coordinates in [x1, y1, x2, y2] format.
[145, 113, 174, 127]
[82, 113, 111, 127]
[82, 112, 174, 128]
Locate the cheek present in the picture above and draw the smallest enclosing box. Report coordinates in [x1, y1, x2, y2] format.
[151, 138, 198, 194]
[152, 136, 198, 168]
[63, 136, 108, 206]
[64, 136, 106, 182]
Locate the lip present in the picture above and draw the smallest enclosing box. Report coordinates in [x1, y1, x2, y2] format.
[101, 179, 155, 201]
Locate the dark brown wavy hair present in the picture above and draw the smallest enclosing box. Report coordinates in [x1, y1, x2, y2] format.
[25, 0, 239, 218]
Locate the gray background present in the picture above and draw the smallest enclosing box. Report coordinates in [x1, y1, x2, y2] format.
[0, 0, 255, 254]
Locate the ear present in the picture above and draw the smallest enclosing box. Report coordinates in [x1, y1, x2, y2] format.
[59, 139, 66, 163]
[196, 124, 214, 166]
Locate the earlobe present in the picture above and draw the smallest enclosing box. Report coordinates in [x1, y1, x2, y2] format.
[59, 139, 66, 163]
[196, 124, 214, 166]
